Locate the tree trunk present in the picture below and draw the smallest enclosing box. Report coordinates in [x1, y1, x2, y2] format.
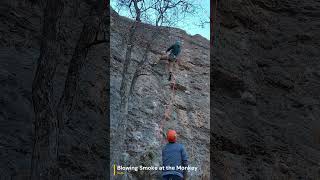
[58, 14, 103, 120]
[56, 0, 107, 177]
[31, 0, 108, 179]
[30, 0, 63, 179]
[133, 0, 141, 22]
[128, 31, 160, 96]
[119, 22, 137, 114]
[113, 21, 138, 169]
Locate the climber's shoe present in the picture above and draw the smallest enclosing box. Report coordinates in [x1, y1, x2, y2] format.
[168, 72, 172, 81]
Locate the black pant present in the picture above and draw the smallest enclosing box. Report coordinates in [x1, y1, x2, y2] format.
[163, 174, 183, 180]
[168, 53, 177, 62]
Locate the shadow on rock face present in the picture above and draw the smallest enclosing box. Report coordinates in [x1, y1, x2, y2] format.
[212, 67, 247, 98]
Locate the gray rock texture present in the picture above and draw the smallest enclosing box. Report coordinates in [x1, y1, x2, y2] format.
[212, 0, 320, 179]
[1, 0, 319, 179]
[1, 1, 108, 179]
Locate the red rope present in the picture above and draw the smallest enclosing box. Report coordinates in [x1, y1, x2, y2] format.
[156, 70, 177, 145]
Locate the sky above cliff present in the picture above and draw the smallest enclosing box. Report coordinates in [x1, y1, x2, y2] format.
[111, 0, 210, 40]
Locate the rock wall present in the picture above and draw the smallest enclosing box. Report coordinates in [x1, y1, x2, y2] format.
[110, 10, 210, 179]
[212, 0, 320, 179]
[0, 1, 39, 178]
[1, 0, 319, 179]
[0, 1, 108, 179]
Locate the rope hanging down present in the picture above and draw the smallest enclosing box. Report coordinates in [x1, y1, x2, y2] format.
[156, 69, 178, 145]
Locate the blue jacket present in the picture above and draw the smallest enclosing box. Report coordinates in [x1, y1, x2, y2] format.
[166, 42, 181, 56]
[162, 143, 188, 177]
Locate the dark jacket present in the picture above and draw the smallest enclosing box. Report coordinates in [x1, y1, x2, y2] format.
[162, 142, 188, 178]
[166, 43, 181, 56]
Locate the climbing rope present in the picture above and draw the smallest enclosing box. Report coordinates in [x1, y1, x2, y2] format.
[156, 62, 178, 145]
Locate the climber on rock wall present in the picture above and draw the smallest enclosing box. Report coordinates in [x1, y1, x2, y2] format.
[159, 40, 182, 81]
[162, 129, 188, 180]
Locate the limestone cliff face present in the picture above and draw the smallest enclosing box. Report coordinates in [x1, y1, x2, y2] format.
[212, 0, 320, 179]
[110, 11, 210, 179]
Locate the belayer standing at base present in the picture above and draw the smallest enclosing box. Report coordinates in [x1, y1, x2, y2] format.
[160, 40, 182, 81]
[162, 129, 188, 180]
